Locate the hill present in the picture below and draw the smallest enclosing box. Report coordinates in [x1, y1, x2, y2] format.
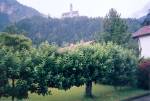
[0, 0, 42, 22]
[0, 0, 145, 45]
[15, 16, 103, 45]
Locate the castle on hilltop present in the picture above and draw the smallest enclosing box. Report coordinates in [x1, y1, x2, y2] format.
[62, 4, 79, 18]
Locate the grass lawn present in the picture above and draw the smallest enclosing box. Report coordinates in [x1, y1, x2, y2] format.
[1, 84, 149, 101]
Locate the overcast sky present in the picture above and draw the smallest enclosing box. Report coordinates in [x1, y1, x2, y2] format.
[17, 0, 150, 18]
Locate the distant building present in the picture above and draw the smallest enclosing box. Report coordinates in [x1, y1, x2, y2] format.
[58, 40, 95, 53]
[133, 11, 150, 58]
[62, 4, 79, 18]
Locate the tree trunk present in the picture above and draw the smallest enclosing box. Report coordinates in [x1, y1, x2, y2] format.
[85, 81, 93, 97]
[12, 79, 15, 101]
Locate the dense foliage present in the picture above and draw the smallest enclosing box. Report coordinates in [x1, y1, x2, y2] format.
[101, 43, 138, 87]
[101, 8, 128, 45]
[2, 15, 141, 45]
[0, 33, 32, 50]
[138, 59, 150, 90]
[0, 33, 138, 100]
[0, 8, 141, 100]
[95, 9, 139, 56]
[0, 33, 48, 100]
[43, 42, 138, 97]
[14, 16, 103, 45]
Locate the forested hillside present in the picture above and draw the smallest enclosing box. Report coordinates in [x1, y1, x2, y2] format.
[0, 0, 143, 45]
[2, 16, 141, 45]
[15, 16, 103, 45]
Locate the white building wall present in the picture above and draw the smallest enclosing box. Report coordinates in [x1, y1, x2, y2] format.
[139, 35, 150, 58]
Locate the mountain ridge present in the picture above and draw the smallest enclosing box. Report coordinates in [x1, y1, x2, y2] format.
[0, 0, 147, 45]
[0, 0, 42, 22]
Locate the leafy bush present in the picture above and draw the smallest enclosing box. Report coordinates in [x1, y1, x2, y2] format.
[0, 34, 138, 100]
[138, 59, 150, 89]
[52, 42, 138, 97]
[98, 43, 138, 88]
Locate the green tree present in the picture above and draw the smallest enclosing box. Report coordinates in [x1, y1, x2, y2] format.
[56, 49, 85, 90]
[77, 45, 104, 97]
[102, 43, 138, 88]
[100, 8, 128, 45]
[54, 44, 107, 97]
[3, 24, 27, 35]
[4, 50, 21, 101]
[0, 46, 9, 98]
[95, 9, 138, 54]
[0, 33, 35, 101]
[0, 34, 138, 100]
[34, 42, 58, 95]
[54, 43, 138, 98]
[0, 33, 32, 51]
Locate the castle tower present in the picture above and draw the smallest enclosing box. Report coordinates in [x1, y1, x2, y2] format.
[70, 4, 73, 12]
[62, 4, 79, 18]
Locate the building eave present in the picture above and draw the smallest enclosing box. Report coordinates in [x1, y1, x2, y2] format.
[133, 33, 150, 38]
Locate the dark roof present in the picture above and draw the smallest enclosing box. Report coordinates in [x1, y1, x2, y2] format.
[132, 25, 150, 38]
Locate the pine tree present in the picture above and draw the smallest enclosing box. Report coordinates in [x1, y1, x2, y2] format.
[102, 8, 129, 45]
